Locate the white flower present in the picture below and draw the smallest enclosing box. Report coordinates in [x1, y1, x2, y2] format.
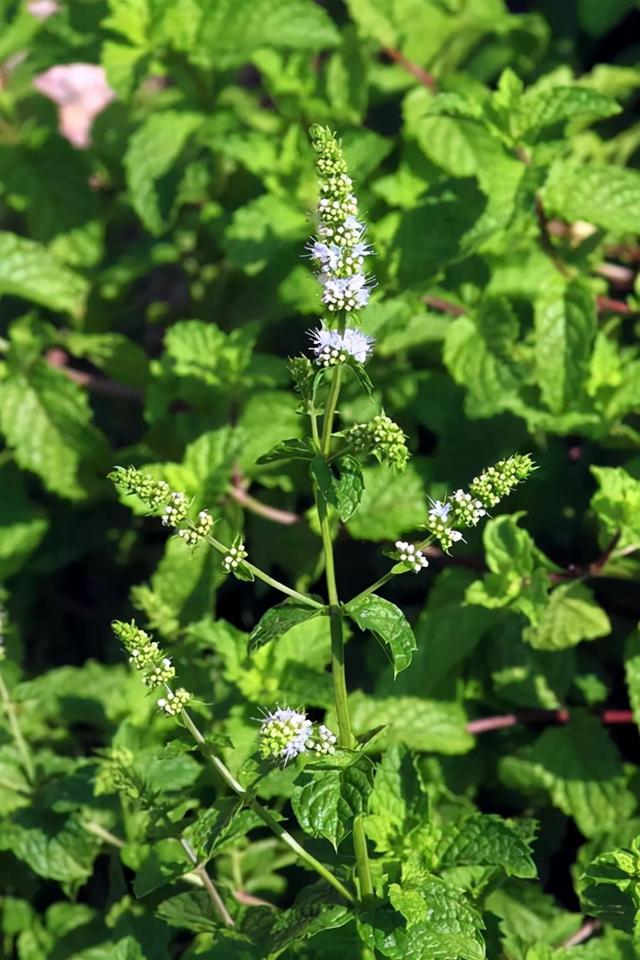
[321, 273, 373, 312]
[428, 499, 452, 523]
[395, 540, 429, 573]
[259, 707, 313, 764]
[308, 325, 374, 366]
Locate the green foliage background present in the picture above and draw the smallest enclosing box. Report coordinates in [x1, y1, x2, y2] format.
[1, 0, 640, 957]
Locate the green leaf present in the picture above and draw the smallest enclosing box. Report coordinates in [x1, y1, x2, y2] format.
[124, 111, 203, 235]
[292, 757, 373, 848]
[517, 84, 620, 139]
[578, 836, 640, 937]
[0, 464, 48, 581]
[0, 361, 106, 500]
[256, 438, 316, 464]
[591, 466, 640, 549]
[155, 891, 220, 934]
[346, 464, 428, 542]
[523, 581, 610, 651]
[310, 456, 339, 509]
[347, 691, 472, 754]
[133, 839, 188, 897]
[0, 231, 87, 319]
[437, 814, 537, 879]
[345, 593, 417, 676]
[335, 455, 365, 522]
[466, 516, 553, 625]
[365, 744, 426, 853]
[189, 0, 339, 69]
[223, 194, 307, 272]
[500, 713, 636, 837]
[625, 631, 640, 731]
[184, 799, 262, 859]
[163, 320, 255, 388]
[359, 879, 485, 960]
[534, 277, 596, 414]
[0, 810, 102, 890]
[543, 162, 640, 235]
[248, 600, 323, 653]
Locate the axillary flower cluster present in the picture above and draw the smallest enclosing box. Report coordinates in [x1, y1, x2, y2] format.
[258, 708, 337, 765]
[112, 620, 191, 715]
[426, 454, 535, 552]
[306, 125, 375, 368]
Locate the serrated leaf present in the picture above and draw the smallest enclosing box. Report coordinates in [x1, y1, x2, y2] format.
[155, 891, 220, 934]
[292, 757, 372, 848]
[184, 799, 261, 859]
[591, 466, 640, 549]
[523, 581, 610, 651]
[578, 837, 640, 937]
[256, 438, 315, 464]
[534, 277, 596, 414]
[190, 0, 339, 69]
[0, 231, 87, 318]
[335, 455, 364, 522]
[133, 839, 188, 897]
[500, 713, 636, 837]
[0, 362, 106, 500]
[517, 84, 620, 139]
[543, 162, 640, 235]
[125, 111, 203, 235]
[346, 593, 417, 676]
[437, 814, 537, 879]
[248, 600, 323, 653]
[346, 464, 428, 542]
[163, 320, 255, 388]
[0, 810, 102, 890]
[347, 692, 472, 754]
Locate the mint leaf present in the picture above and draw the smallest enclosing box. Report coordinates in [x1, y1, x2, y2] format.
[292, 758, 372, 848]
[347, 692, 472, 754]
[437, 814, 537, 879]
[125, 111, 203, 235]
[543, 162, 640, 235]
[591, 466, 640, 549]
[500, 713, 636, 837]
[248, 600, 323, 653]
[523, 581, 610, 651]
[256, 438, 315, 464]
[534, 277, 596, 415]
[155, 891, 220, 934]
[346, 464, 428, 542]
[0, 231, 87, 319]
[578, 836, 640, 937]
[345, 594, 417, 676]
[335, 455, 365, 522]
[310, 457, 338, 509]
[0, 362, 106, 500]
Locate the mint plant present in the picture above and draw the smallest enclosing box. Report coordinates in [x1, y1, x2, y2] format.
[104, 127, 536, 951]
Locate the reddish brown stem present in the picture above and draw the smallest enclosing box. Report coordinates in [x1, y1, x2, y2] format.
[384, 48, 436, 91]
[45, 349, 144, 402]
[467, 709, 634, 735]
[596, 294, 636, 315]
[227, 483, 299, 526]
[562, 919, 602, 949]
[422, 295, 466, 317]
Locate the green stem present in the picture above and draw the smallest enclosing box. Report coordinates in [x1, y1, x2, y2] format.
[321, 366, 343, 455]
[179, 707, 355, 903]
[349, 571, 397, 605]
[0, 669, 35, 785]
[314, 366, 375, 905]
[206, 534, 323, 609]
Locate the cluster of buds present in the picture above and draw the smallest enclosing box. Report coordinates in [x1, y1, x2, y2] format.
[258, 707, 337, 765]
[426, 454, 535, 551]
[157, 688, 192, 716]
[112, 620, 192, 715]
[469, 454, 535, 508]
[308, 324, 375, 367]
[347, 414, 409, 471]
[162, 491, 188, 528]
[223, 542, 248, 574]
[110, 467, 216, 549]
[178, 510, 214, 546]
[109, 466, 170, 510]
[395, 541, 429, 573]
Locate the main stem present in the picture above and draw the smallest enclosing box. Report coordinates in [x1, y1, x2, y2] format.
[179, 707, 354, 903]
[316, 367, 374, 905]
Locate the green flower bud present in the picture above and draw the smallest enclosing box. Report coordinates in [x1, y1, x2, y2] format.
[469, 454, 535, 509]
[347, 414, 409, 471]
[109, 466, 171, 510]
